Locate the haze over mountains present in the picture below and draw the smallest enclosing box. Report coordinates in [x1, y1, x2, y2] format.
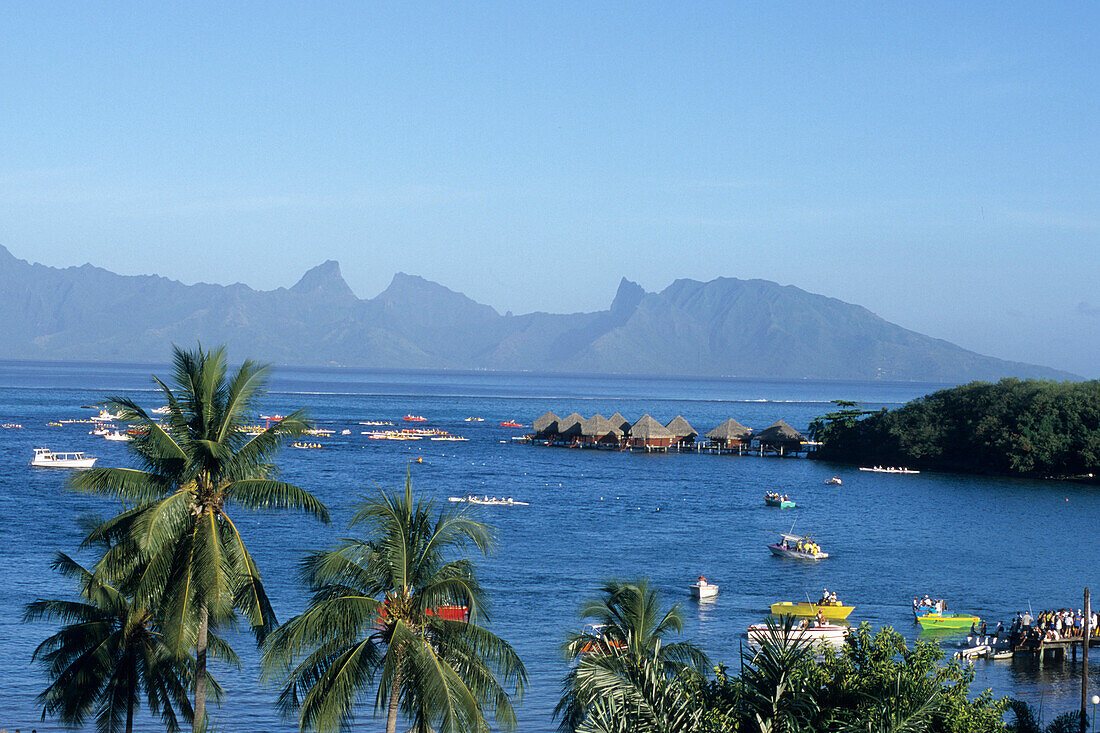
[0, 245, 1073, 382]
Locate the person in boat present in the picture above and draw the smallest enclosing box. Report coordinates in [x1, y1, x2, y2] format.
[828, 591, 837, 604]
[820, 588, 829, 604]
[815, 610, 827, 626]
[697, 575, 707, 586]
[970, 621, 979, 635]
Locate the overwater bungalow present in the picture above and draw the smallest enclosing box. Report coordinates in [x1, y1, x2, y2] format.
[665, 415, 697, 450]
[753, 420, 807, 456]
[581, 414, 624, 447]
[705, 418, 753, 453]
[609, 412, 632, 434]
[627, 414, 674, 451]
[556, 412, 585, 445]
[533, 411, 561, 440]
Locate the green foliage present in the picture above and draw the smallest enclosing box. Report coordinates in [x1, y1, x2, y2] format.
[23, 516, 213, 733]
[555, 580, 710, 733]
[262, 472, 526, 733]
[67, 344, 330, 732]
[813, 379, 1100, 477]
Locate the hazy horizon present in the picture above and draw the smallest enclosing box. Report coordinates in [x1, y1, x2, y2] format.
[3, 3, 1097, 376]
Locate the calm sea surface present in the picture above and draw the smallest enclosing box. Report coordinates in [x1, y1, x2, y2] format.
[1, 361, 1097, 731]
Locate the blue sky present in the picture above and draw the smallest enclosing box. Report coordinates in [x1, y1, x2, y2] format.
[2, 3, 1097, 376]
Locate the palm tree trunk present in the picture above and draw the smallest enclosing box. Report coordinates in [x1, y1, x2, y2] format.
[193, 604, 209, 733]
[126, 686, 135, 733]
[386, 665, 402, 733]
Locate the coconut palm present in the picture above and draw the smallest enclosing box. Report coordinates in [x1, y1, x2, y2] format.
[70, 344, 330, 732]
[23, 518, 219, 733]
[554, 579, 710, 733]
[737, 618, 820, 733]
[262, 473, 527, 733]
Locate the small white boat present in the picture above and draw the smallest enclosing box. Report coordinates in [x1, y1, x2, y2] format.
[340, 429, 351, 435]
[691, 581, 719, 599]
[430, 436, 469, 441]
[464, 417, 485, 422]
[89, 425, 111, 436]
[31, 448, 97, 469]
[747, 621, 849, 648]
[91, 409, 122, 422]
[103, 431, 131, 442]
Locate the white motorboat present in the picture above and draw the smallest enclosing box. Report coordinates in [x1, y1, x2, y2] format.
[103, 430, 131, 442]
[747, 621, 849, 648]
[691, 581, 719, 599]
[91, 409, 123, 422]
[30, 448, 97, 469]
[767, 532, 828, 560]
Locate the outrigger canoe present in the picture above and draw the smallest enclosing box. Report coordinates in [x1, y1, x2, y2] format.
[770, 601, 854, 621]
[917, 613, 980, 630]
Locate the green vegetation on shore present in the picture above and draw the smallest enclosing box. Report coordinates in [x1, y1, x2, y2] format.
[810, 379, 1100, 478]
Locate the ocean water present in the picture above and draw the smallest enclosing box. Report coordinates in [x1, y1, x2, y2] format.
[1, 361, 1097, 731]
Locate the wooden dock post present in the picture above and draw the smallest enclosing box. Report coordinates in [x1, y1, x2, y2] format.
[1082, 587, 1090, 733]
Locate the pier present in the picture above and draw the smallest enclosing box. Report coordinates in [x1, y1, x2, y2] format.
[1011, 635, 1099, 664]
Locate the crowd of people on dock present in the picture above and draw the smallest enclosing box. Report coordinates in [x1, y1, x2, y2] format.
[999, 608, 1099, 646]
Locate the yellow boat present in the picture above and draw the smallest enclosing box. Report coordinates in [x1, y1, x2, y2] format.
[770, 601, 854, 621]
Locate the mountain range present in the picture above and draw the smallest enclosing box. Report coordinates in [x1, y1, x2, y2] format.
[0, 245, 1074, 381]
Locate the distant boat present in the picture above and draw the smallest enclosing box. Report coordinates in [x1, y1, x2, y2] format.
[403, 415, 428, 422]
[150, 405, 170, 415]
[464, 417, 485, 422]
[825, 476, 843, 485]
[858, 466, 920, 474]
[691, 579, 718, 599]
[31, 448, 96, 469]
[767, 532, 828, 560]
[499, 420, 524, 428]
[764, 492, 796, 508]
[103, 430, 131, 442]
[91, 409, 122, 422]
[448, 495, 529, 506]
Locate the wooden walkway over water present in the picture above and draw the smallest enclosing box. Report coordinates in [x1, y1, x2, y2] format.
[1011, 635, 1100, 663]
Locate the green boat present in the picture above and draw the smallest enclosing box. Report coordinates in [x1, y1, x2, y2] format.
[916, 612, 980, 630]
[764, 493, 796, 508]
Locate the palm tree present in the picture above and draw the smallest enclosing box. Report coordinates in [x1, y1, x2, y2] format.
[554, 579, 710, 733]
[737, 618, 819, 733]
[23, 517, 216, 733]
[262, 472, 527, 733]
[70, 344, 331, 732]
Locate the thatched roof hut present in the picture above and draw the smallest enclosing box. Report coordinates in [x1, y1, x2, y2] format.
[628, 414, 674, 448]
[609, 412, 631, 433]
[581, 414, 623, 441]
[557, 412, 585, 440]
[665, 415, 697, 441]
[754, 420, 806, 450]
[533, 411, 561, 437]
[705, 418, 753, 443]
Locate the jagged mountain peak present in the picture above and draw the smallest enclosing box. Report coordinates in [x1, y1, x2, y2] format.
[610, 278, 646, 315]
[290, 260, 356, 299]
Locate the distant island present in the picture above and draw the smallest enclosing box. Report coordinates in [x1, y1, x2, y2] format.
[0, 244, 1076, 382]
[810, 379, 1100, 480]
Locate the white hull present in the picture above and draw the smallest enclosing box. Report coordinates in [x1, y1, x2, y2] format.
[768, 545, 828, 560]
[31, 449, 96, 469]
[691, 583, 718, 599]
[858, 467, 920, 474]
[747, 623, 848, 647]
